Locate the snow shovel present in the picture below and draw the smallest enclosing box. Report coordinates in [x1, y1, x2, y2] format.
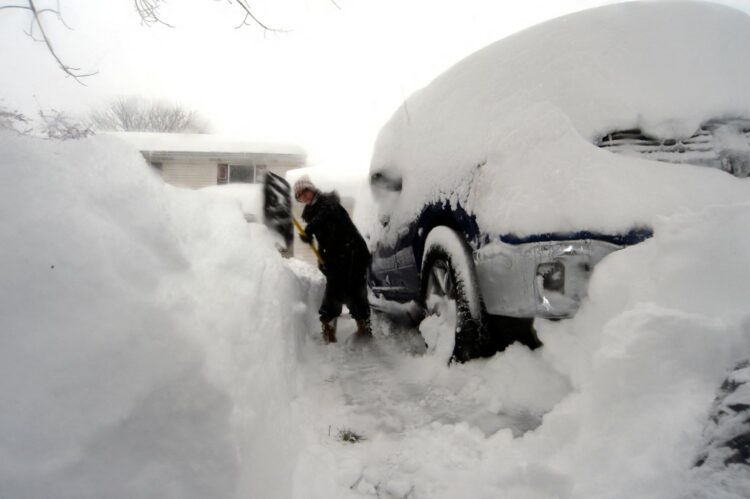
[292, 217, 324, 265]
[263, 172, 294, 250]
[263, 172, 324, 265]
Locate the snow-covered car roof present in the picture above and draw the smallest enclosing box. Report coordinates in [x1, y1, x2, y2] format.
[369, 2, 750, 240]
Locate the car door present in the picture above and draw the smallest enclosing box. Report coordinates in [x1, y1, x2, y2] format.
[368, 169, 421, 303]
[369, 222, 421, 303]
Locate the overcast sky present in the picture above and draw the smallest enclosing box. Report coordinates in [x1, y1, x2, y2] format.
[1, 0, 748, 177]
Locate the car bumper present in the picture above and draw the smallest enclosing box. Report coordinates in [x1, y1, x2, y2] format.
[473, 238, 622, 318]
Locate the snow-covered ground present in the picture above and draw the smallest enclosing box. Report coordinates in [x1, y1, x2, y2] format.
[2, 127, 749, 498]
[292, 202, 750, 498]
[2, 3, 750, 498]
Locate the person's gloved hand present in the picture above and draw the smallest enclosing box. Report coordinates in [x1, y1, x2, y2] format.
[299, 232, 312, 244]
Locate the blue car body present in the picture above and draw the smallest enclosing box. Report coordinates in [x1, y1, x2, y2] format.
[368, 200, 652, 320]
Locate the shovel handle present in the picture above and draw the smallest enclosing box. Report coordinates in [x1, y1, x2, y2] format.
[292, 218, 324, 265]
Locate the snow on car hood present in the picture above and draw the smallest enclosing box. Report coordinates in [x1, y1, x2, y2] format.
[369, 1, 750, 241]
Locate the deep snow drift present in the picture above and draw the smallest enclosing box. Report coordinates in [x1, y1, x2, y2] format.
[2, 3, 750, 497]
[1, 123, 749, 499]
[0, 132, 316, 499]
[290, 202, 750, 499]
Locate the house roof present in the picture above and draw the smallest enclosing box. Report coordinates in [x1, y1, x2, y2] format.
[107, 132, 306, 157]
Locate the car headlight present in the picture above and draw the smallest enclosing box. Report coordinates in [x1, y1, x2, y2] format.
[537, 261, 565, 293]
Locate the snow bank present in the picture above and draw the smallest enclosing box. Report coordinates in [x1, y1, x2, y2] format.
[2, 123, 748, 498]
[199, 183, 264, 222]
[529, 201, 750, 499]
[367, 1, 750, 241]
[0, 132, 312, 499]
[296, 193, 750, 499]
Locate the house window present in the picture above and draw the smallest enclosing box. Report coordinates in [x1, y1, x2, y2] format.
[150, 161, 163, 171]
[217, 163, 229, 184]
[226, 164, 266, 183]
[228, 165, 255, 183]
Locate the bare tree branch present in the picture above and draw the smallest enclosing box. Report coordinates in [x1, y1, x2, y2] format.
[6, 0, 98, 84]
[52, 0, 73, 31]
[233, 0, 288, 33]
[5, 0, 343, 81]
[38, 108, 94, 140]
[136, 0, 289, 33]
[133, 0, 173, 28]
[234, 12, 250, 30]
[29, 0, 98, 83]
[90, 96, 210, 133]
[0, 102, 33, 135]
[0, 5, 31, 11]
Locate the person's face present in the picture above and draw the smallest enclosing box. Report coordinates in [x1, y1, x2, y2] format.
[296, 189, 315, 205]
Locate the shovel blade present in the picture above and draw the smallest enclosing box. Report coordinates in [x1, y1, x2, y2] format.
[263, 172, 294, 249]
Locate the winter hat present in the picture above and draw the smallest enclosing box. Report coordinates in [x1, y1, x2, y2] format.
[293, 175, 317, 199]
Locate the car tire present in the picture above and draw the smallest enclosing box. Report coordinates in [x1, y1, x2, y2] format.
[420, 228, 491, 362]
[485, 314, 541, 351]
[695, 359, 750, 470]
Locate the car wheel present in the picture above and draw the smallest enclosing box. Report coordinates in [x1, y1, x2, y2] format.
[695, 359, 750, 470]
[420, 228, 490, 362]
[485, 314, 541, 351]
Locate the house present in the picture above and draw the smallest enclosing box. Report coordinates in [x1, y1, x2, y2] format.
[109, 132, 306, 188]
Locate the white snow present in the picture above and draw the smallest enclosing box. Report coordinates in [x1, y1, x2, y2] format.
[291, 194, 750, 499]
[199, 183, 264, 222]
[2, 3, 750, 499]
[0, 131, 314, 498]
[365, 1, 750, 243]
[2, 112, 750, 499]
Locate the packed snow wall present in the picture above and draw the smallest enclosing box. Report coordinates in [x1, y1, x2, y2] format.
[0, 132, 315, 499]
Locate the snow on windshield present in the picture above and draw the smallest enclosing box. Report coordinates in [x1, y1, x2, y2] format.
[367, 2, 750, 242]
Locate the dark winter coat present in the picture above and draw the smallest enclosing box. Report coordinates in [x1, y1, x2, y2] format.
[302, 192, 372, 321]
[302, 192, 370, 272]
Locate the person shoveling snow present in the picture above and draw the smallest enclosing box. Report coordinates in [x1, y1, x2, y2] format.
[293, 175, 372, 344]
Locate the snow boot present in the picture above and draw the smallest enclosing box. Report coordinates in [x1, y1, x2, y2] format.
[321, 319, 337, 344]
[344, 318, 373, 349]
[355, 318, 372, 338]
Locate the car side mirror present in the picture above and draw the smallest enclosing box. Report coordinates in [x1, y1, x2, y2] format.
[370, 170, 402, 192]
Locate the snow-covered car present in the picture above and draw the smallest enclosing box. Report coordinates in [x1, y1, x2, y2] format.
[364, 2, 750, 361]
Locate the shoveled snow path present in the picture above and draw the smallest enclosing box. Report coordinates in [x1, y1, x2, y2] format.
[284, 260, 573, 498]
[306, 318, 547, 438]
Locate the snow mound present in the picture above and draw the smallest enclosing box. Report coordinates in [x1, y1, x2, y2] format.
[0, 132, 312, 499]
[199, 182, 264, 222]
[299, 197, 750, 499]
[367, 2, 750, 240]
